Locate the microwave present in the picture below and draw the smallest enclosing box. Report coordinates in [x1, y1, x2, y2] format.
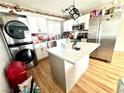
[72, 23, 84, 31]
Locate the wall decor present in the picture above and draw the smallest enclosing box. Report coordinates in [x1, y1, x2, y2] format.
[0, 2, 67, 19]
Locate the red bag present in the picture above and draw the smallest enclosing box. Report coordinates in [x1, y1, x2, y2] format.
[5, 61, 28, 87]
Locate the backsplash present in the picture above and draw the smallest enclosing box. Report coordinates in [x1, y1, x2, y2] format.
[32, 33, 41, 44]
[32, 33, 63, 44]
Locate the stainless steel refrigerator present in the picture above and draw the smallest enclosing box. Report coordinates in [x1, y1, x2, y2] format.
[88, 11, 121, 62]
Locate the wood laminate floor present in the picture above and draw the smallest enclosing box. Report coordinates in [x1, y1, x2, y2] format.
[28, 52, 124, 93]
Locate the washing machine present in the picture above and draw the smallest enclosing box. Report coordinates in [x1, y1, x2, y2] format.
[0, 13, 37, 68]
[9, 43, 37, 69]
[0, 13, 32, 45]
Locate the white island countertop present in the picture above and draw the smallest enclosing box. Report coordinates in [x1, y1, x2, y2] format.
[47, 42, 100, 65]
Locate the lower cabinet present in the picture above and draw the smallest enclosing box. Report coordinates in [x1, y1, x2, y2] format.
[35, 47, 44, 61]
[35, 42, 48, 61]
[56, 39, 67, 47]
[35, 39, 66, 61]
[43, 42, 48, 58]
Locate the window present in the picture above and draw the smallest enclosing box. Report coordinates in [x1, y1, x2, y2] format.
[47, 20, 62, 37]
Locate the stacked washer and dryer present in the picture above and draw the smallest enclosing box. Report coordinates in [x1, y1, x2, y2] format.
[0, 13, 37, 69]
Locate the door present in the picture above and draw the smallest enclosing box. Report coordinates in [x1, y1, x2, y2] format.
[35, 47, 44, 61]
[95, 13, 121, 62]
[15, 49, 35, 64]
[88, 16, 101, 57]
[43, 42, 48, 58]
[88, 16, 101, 43]
[5, 20, 29, 39]
[3, 19, 32, 44]
[63, 19, 74, 32]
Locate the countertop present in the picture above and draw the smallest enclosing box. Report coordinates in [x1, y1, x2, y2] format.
[34, 38, 66, 48]
[46, 42, 100, 65]
[34, 42, 47, 48]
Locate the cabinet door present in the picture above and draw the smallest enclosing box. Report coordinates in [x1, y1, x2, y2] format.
[76, 13, 90, 29]
[68, 20, 73, 31]
[43, 42, 48, 58]
[27, 16, 39, 33]
[63, 19, 74, 32]
[63, 21, 68, 31]
[35, 47, 44, 61]
[37, 17, 47, 33]
[56, 39, 66, 47]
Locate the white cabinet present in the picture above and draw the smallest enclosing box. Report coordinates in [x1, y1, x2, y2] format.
[56, 39, 67, 47]
[35, 46, 44, 61]
[34, 42, 48, 61]
[63, 19, 74, 32]
[37, 17, 47, 33]
[27, 16, 39, 33]
[76, 13, 90, 29]
[43, 42, 48, 58]
[63, 14, 90, 31]
[27, 16, 47, 33]
[35, 39, 67, 61]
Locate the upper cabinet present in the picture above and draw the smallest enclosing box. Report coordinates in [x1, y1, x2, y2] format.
[27, 16, 47, 33]
[37, 17, 47, 33]
[63, 19, 74, 32]
[27, 16, 39, 33]
[63, 13, 90, 32]
[76, 13, 90, 30]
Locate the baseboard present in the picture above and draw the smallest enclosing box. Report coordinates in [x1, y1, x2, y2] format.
[0, 89, 11, 93]
[38, 57, 48, 63]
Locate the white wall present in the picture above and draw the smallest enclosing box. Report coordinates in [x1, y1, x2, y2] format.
[114, 5, 124, 51]
[0, 31, 11, 93]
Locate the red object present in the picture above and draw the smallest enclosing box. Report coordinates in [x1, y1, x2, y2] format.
[5, 61, 28, 92]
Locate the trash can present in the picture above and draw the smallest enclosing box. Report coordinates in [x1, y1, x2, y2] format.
[5, 61, 28, 93]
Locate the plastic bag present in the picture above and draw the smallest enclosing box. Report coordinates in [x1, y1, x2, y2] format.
[117, 79, 124, 93]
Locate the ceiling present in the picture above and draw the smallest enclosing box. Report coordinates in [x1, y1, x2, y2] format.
[0, 0, 114, 18]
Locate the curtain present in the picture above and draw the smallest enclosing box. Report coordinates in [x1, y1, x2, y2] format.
[47, 20, 62, 37]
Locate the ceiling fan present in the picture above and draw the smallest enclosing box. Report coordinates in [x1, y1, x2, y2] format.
[62, 0, 80, 20]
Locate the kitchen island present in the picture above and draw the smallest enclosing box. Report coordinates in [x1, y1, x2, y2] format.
[46, 42, 100, 93]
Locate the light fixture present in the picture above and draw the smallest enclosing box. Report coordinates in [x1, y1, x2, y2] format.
[62, 0, 80, 20]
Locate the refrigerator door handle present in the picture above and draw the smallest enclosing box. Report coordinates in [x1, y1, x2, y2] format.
[97, 16, 102, 43]
[96, 31, 100, 43]
[98, 27, 102, 43]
